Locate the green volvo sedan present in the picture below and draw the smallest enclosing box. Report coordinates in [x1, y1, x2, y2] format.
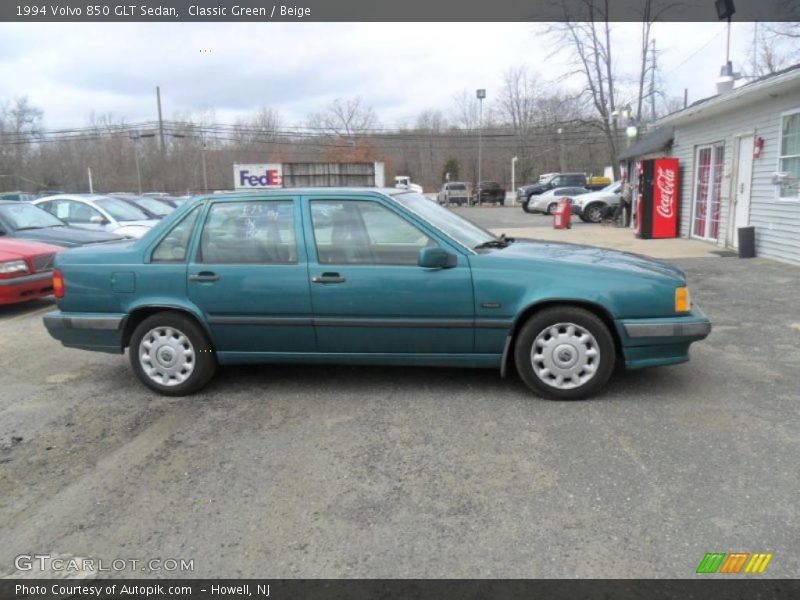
[43, 189, 711, 399]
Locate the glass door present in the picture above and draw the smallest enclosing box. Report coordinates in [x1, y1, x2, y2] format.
[692, 143, 725, 240]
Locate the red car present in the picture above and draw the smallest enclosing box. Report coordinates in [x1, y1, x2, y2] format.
[0, 238, 62, 305]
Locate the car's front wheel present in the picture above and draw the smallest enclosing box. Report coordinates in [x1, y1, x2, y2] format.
[129, 312, 217, 396]
[514, 306, 615, 400]
[583, 203, 606, 223]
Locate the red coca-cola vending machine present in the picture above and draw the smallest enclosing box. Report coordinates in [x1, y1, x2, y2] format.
[636, 157, 679, 239]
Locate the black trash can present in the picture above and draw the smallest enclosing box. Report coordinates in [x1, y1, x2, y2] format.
[738, 226, 756, 259]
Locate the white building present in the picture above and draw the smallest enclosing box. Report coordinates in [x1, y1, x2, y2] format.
[653, 64, 800, 265]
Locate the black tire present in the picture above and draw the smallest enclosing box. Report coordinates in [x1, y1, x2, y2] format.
[129, 311, 217, 396]
[514, 306, 616, 400]
[584, 203, 605, 223]
[546, 202, 558, 215]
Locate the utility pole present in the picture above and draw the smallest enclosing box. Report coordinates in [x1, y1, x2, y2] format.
[476, 88, 486, 203]
[156, 86, 165, 153]
[201, 133, 209, 192]
[87, 167, 94, 193]
[557, 128, 565, 172]
[511, 156, 518, 202]
[650, 38, 657, 122]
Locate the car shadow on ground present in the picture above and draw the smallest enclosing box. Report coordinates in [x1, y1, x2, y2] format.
[190, 360, 685, 404]
[0, 298, 54, 321]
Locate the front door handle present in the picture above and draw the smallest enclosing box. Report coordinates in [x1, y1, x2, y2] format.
[312, 273, 346, 284]
[188, 272, 220, 283]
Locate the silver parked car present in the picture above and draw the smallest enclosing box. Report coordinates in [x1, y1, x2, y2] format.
[525, 187, 590, 215]
[571, 182, 622, 223]
[33, 194, 159, 238]
[436, 182, 470, 206]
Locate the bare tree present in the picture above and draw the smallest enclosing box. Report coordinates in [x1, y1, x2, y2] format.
[746, 23, 798, 78]
[307, 96, 378, 136]
[0, 97, 44, 189]
[546, 1, 622, 178]
[414, 109, 448, 132]
[449, 90, 482, 131]
[634, 1, 674, 123]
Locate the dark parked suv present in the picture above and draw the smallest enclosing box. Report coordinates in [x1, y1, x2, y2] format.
[518, 173, 587, 211]
[472, 181, 506, 205]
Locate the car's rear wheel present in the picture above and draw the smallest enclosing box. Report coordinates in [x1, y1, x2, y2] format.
[546, 202, 558, 215]
[514, 306, 615, 400]
[584, 203, 605, 223]
[129, 312, 217, 396]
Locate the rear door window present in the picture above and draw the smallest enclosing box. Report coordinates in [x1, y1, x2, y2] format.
[198, 200, 297, 264]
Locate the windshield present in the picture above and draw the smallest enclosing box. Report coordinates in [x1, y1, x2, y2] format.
[95, 197, 151, 221]
[392, 192, 495, 250]
[602, 182, 621, 192]
[117, 196, 172, 216]
[0, 203, 64, 230]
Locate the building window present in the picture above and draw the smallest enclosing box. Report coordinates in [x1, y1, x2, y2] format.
[779, 109, 800, 200]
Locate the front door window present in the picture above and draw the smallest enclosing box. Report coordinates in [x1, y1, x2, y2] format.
[310, 200, 433, 265]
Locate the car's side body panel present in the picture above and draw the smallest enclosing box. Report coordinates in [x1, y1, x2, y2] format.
[43, 189, 711, 379]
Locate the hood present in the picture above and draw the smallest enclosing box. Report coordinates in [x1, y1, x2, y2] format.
[522, 183, 548, 195]
[495, 239, 685, 282]
[0, 238, 63, 258]
[11, 227, 127, 248]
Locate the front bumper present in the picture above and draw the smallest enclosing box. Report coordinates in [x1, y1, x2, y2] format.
[571, 204, 585, 217]
[0, 272, 54, 305]
[616, 305, 712, 369]
[43, 311, 126, 353]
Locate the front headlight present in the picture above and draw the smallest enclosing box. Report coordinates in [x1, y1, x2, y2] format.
[675, 286, 691, 312]
[0, 259, 29, 277]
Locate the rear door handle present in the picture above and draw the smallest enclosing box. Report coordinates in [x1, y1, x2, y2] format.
[188, 272, 220, 283]
[312, 273, 346, 284]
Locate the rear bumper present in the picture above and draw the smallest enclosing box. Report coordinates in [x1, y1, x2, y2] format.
[43, 311, 126, 353]
[617, 305, 712, 369]
[0, 272, 54, 305]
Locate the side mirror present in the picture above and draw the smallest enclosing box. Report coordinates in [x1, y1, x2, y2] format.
[89, 215, 107, 225]
[419, 246, 457, 269]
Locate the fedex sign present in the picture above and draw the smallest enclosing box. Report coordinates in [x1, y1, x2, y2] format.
[234, 164, 283, 189]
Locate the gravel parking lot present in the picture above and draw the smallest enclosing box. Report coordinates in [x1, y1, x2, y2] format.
[1, 207, 798, 578]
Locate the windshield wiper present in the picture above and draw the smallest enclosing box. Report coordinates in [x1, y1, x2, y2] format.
[474, 233, 514, 250]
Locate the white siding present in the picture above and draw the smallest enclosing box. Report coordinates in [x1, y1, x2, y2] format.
[671, 87, 800, 265]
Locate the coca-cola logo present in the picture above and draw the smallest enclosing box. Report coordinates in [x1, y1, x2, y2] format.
[655, 166, 676, 219]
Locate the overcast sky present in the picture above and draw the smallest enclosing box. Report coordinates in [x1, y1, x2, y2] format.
[0, 21, 769, 129]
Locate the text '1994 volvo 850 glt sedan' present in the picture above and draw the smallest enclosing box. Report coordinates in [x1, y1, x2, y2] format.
[42, 188, 711, 399]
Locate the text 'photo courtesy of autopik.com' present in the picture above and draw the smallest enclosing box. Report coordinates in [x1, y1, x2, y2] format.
[1, 0, 800, 598]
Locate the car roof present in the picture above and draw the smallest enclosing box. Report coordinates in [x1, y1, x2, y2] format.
[189, 187, 409, 200]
